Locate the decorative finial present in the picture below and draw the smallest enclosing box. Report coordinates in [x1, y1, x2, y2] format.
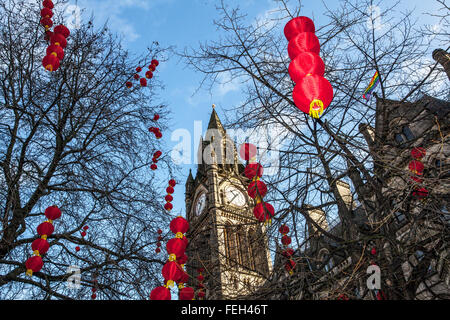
[212, 104, 215, 109]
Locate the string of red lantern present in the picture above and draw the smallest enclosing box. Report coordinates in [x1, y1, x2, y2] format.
[284, 16, 333, 118]
[75, 225, 89, 253]
[164, 179, 176, 212]
[408, 147, 428, 199]
[279, 224, 296, 275]
[25, 205, 62, 277]
[240, 143, 275, 225]
[126, 59, 159, 89]
[196, 267, 205, 300]
[156, 229, 163, 254]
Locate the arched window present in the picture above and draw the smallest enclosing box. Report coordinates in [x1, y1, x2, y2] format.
[238, 227, 251, 269]
[224, 222, 239, 266]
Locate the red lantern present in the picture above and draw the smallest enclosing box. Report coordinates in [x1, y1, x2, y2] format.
[151, 59, 159, 67]
[197, 274, 204, 282]
[181, 235, 188, 247]
[244, 163, 264, 179]
[40, 17, 53, 30]
[279, 224, 290, 235]
[281, 235, 291, 246]
[287, 32, 320, 60]
[371, 247, 377, 255]
[197, 267, 204, 273]
[164, 202, 173, 211]
[168, 179, 176, 187]
[134, 74, 140, 80]
[150, 286, 171, 300]
[146, 71, 153, 79]
[53, 25, 70, 38]
[140, 78, 147, 87]
[166, 238, 187, 261]
[37, 221, 54, 240]
[75, 246, 80, 252]
[83, 226, 89, 230]
[31, 238, 49, 256]
[25, 256, 43, 276]
[376, 290, 387, 300]
[42, 54, 60, 72]
[179, 287, 194, 300]
[413, 187, 428, 199]
[157, 229, 163, 234]
[285, 259, 296, 275]
[239, 143, 257, 161]
[155, 131, 162, 139]
[166, 186, 175, 194]
[47, 44, 65, 60]
[177, 253, 188, 265]
[282, 248, 294, 258]
[292, 74, 334, 118]
[288, 52, 325, 83]
[411, 147, 426, 160]
[158, 235, 163, 241]
[154, 150, 162, 158]
[45, 205, 61, 221]
[43, 0, 54, 9]
[197, 290, 205, 298]
[284, 16, 315, 41]
[170, 216, 189, 238]
[253, 202, 275, 222]
[150, 164, 157, 170]
[50, 33, 67, 48]
[149, 64, 156, 71]
[155, 247, 161, 253]
[165, 194, 173, 202]
[247, 180, 268, 199]
[408, 160, 424, 175]
[91, 293, 97, 299]
[81, 231, 86, 237]
[40, 7, 53, 18]
[157, 242, 161, 247]
[126, 81, 132, 88]
[44, 30, 53, 42]
[136, 66, 142, 72]
[162, 261, 183, 288]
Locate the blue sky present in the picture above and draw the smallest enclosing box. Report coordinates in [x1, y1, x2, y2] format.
[67, 0, 444, 218]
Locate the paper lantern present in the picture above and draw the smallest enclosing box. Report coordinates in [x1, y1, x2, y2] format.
[37, 221, 54, 240]
[155, 247, 161, 253]
[45, 205, 61, 220]
[151, 59, 159, 67]
[413, 187, 428, 199]
[150, 164, 157, 170]
[179, 287, 194, 300]
[136, 66, 142, 72]
[150, 286, 171, 300]
[253, 202, 275, 222]
[371, 248, 377, 255]
[408, 160, 424, 175]
[292, 74, 334, 118]
[149, 64, 156, 71]
[42, 55, 60, 72]
[170, 216, 189, 238]
[140, 78, 147, 87]
[162, 261, 183, 288]
[31, 238, 49, 256]
[284, 16, 315, 41]
[287, 32, 320, 60]
[239, 143, 257, 161]
[168, 179, 176, 187]
[166, 186, 175, 194]
[83, 226, 89, 230]
[43, 0, 54, 9]
[288, 52, 325, 83]
[75, 246, 80, 252]
[158, 235, 163, 241]
[146, 71, 153, 79]
[181, 235, 188, 247]
[166, 238, 187, 261]
[44, 30, 53, 42]
[247, 180, 268, 199]
[157, 229, 163, 234]
[155, 131, 162, 139]
[25, 256, 43, 276]
[279, 224, 289, 235]
[282, 248, 294, 258]
[154, 150, 162, 158]
[197, 274, 204, 282]
[40, 17, 53, 30]
[177, 253, 188, 265]
[53, 25, 70, 38]
[244, 163, 264, 179]
[197, 267, 204, 273]
[46, 44, 64, 60]
[411, 147, 426, 160]
[40, 7, 53, 18]
[165, 194, 173, 202]
[134, 74, 140, 80]
[126, 81, 132, 88]
[50, 33, 67, 48]
[281, 235, 291, 246]
[164, 202, 173, 211]
[81, 231, 86, 237]
[285, 259, 296, 275]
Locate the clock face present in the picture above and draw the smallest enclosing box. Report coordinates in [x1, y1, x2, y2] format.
[195, 193, 207, 216]
[225, 186, 246, 207]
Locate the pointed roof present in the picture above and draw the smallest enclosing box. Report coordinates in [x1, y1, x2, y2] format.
[207, 107, 225, 133]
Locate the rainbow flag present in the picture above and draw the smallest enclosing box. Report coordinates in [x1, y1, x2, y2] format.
[363, 71, 380, 101]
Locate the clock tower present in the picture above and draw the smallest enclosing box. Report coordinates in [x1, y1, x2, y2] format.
[185, 106, 272, 300]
